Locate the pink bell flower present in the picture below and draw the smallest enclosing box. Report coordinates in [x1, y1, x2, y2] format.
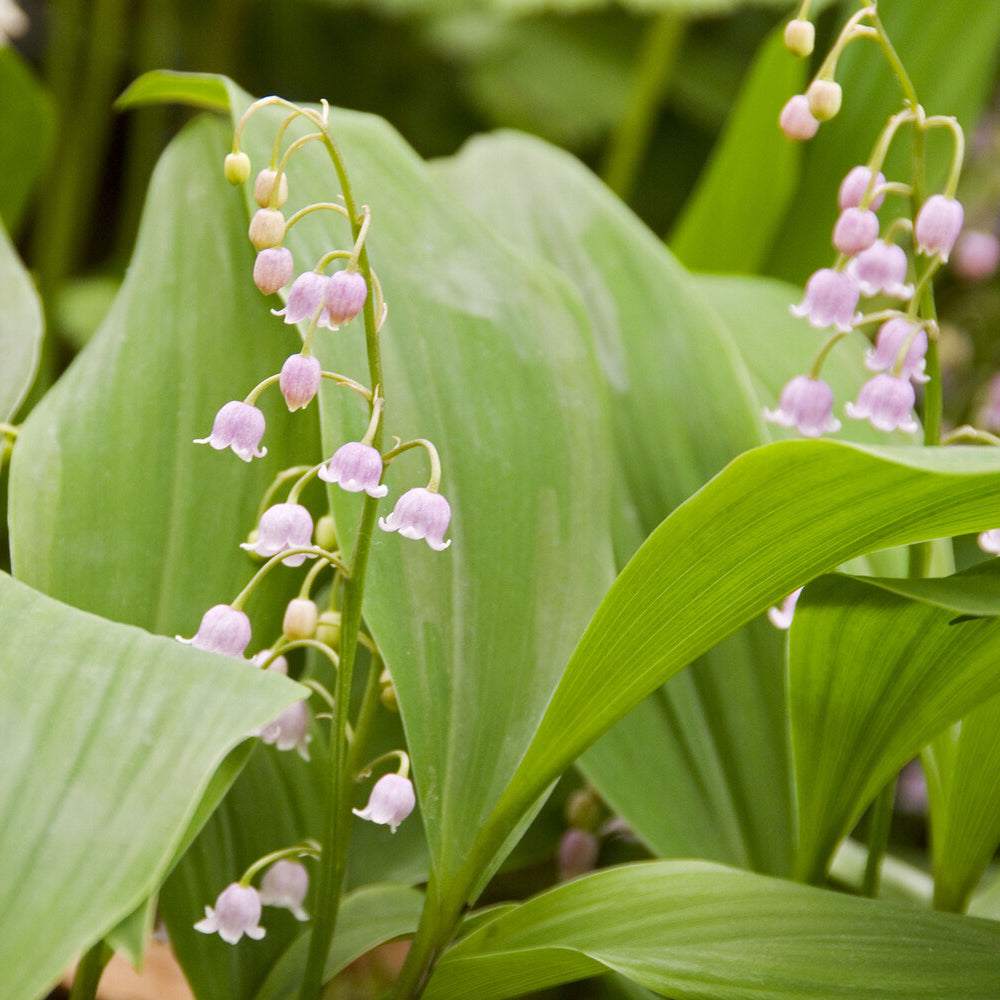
[241, 503, 315, 567]
[865, 318, 928, 383]
[378, 487, 452, 550]
[253, 248, 294, 295]
[779, 95, 819, 141]
[847, 240, 913, 299]
[352, 773, 415, 833]
[176, 604, 251, 658]
[846, 374, 919, 433]
[768, 587, 803, 630]
[914, 195, 964, 262]
[318, 441, 387, 498]
[259, 860, 309, 921]
[838, 166, 886, 211]
[279, 354, 322, 412]
[764, 375, 841, 438]
[832, 207, 879, 256]
[194, 883, 265, 944]
[320, 271, 368, 330]
[273, 272, 329, 326]
[790, 268, 860, 331]
[257, 700, 311, 760]
[952, 230, 1000, 282]
[194, 401, 267, 462]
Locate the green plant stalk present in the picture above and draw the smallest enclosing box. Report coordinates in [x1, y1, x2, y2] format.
[861, 778, 896, 897]
[601, 13, 685, 201]
[298, 118, 384, 1000]
[68, 939, 112, 1000]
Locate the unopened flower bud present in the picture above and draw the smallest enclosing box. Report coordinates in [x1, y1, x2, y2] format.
[838, 166, 887, 211]
[558, 828, 600, 881]
[806, 79, 842, 122]
[779, 94, 819, 141]
[249, 208, 286, 250]
[952, 230, 999, 282]
[832, 207, 879, 256]
[254, 169, 289, 209]
[279, 353, 322, 412]
[283, 598, 318, 641]
[784, 18, 814, 57]
[379, 668, 399, 712]
[315, 611, 341, 649]
[564, 787, 603, 832]
[253, 248, 294, 295]
[314, 514, 337, 551]
[224, 152, 251, 185]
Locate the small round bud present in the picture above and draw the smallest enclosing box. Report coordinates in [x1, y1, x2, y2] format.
[249, 208, 286, 251]
[379, 668, 399, 713]
[784, 19, 815, 57]
[806, 79, 842, 122]
[315, 611, 342, 649]
[832, 207, 879, 256]
[279, 353, 322, 412]
[779, 94, 819, 141]
[564, 787, 603, 832]
[315, 514, 337, 551]
[224, 152, 251, 185]
[254, 169, 289, 209]
[558, 828, 600, 881]
[283, 598, 318, 641]
[253, 248, 294, 295]
[838, 166, 886, 211]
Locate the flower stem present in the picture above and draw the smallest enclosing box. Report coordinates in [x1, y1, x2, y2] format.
[68, 939, 112, 1000]
[861, 776, 896, 897]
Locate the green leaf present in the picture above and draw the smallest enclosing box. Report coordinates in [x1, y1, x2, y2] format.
[669, 25, 806, 272]
[254, 884, 424, 1000]
[423, 861, 1000, 1000]
[0, 217, 42, 422]
[116, 69, 231, 112]
[788, 567, 1000, 882]
[0, 47, 56, 234]
[925, 692, 1000, 912]
[458, 441, 1000, 914]
[0, 571, 304, 1000]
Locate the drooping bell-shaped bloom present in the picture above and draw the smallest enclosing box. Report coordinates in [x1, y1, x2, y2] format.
[257, 700, 311, 760]
[846, 373, 919, 433]
[176, 604, 251, 658]
[790, 268, 860, 331]
[832, 207, 879, 256]
[847, 240, 913, 299]
[273, 271, 329, 326]
[241, 503, 315, 567]
[952, 230, 1000, 282]
[253, 248, 294, 295]
[764, 376, 841, 438]
[321, 271, 368, 330]
[978, 530, 1000, 555]
[194, 883, 265, 944]
[378, 487, 452, 550]
[914, 195, 964, 262]
[195, 401, 267, 461]
[352, 773, 416, 833]
[865, 318, 928, 383]
[838, 166, 886, 211]
[279, 353, 322, 411]
[318, 441, 387, 497]
[768, 587, 803, 630]
[779, 94, 819, 141]
[259, 860, 310, 921]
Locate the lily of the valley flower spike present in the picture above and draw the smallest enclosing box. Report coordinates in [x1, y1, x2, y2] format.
[319, 441, 387, 497]
[846, 373, 919, 433]
[241, 503, 315, 567]
[194, 883, 266, 944]
[379, 487, 452, 550]
[764, 375, 841, 438]
[353, 773, 416, 833]
[195, 400, 267, 461]
[177, 604, 251, 658]
[259, 860, 310, 921]
[790, 268, 860, 331]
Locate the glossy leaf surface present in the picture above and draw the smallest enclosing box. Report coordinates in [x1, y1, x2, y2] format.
[0, 218, 42, 421]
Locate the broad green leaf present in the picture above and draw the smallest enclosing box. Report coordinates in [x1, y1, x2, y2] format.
[788, 567, 1000, 882]
[423, 861, 1000, 1000]
[769, 0, 1000, 283]
[670, 26, 805, 272]
[452, 441, 1000, 918]
[254, 884, 424, 1000]
[0, 218, 42, 421]
[116, 69, 230, 112]
[0, 47, 55, 234]
[226, 82, 617, 901]
[925, 693, 1000, 912]
[0, 571, 304, 1000]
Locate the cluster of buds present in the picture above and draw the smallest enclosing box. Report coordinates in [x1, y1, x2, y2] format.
[767, 5, 967, 441]
[183, 97, 435, 944]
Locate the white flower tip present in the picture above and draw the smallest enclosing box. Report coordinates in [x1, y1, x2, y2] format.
[368, 484, 389, 498]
